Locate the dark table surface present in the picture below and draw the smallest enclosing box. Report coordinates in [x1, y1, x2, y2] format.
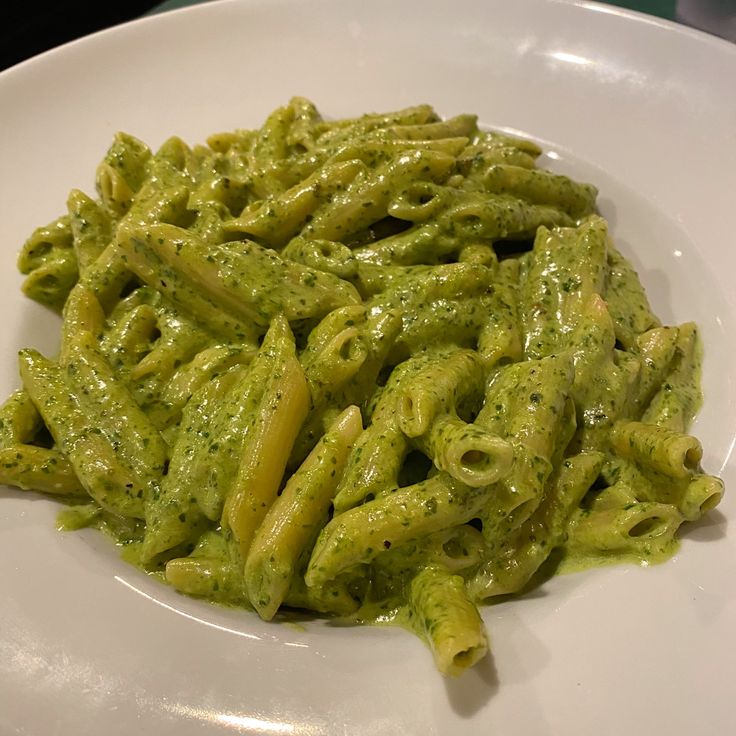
[1, 0, 733, 72]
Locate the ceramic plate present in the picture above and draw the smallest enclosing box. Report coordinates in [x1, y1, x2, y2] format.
[1, 1, 735, 733]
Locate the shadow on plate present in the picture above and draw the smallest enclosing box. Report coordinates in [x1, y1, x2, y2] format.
[444, 651, 499, 716]
[679, 508, 727, 543]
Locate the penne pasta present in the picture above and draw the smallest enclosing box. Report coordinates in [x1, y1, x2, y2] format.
[2, 99, 723, 685]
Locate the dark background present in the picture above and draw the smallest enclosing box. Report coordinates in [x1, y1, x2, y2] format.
[1, 2, 163, 71]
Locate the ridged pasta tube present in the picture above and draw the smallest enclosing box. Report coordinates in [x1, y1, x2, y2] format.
[0, 445, 84, 497]
[566, 294, 631, 450]
[63, 329, 168, 484]
[225, 160, 366, 248]
[0, 388, 45, 447]
[306, 473, 489, 589]
[631, 326, 679, 415]
[222, 315, 310, 559]
[477, 259, 523, 367]
[604, 244, 661, 350]
[611, 421, 702, 479]
[414, 413, 514, 488]
[60, 285, 106, 364]
[301, 327, 368, 410]
[482, 164, 597, 219]
[289, 308, 401, 470]
[363, 526, 488, 615]
[397, 348, 486, 437]
[165, 531, 246, 605]
[408, 565, 488, 677]
[595, 455, 722, 522]
[436, 193, 573, 244]
[368, 262, 495, 357]
[17, 215, 78, 312]
[78, 241, 136, 313]
[244, 405, 363, 620]
[386, 114, 477, 142]
[157, 315, 298, 551]
[565, 501, 684, 563]
[468, 451, 604, 600]
[159, 344, 256, 424]
[312, 104, 439, 148]
[302, 150, 456, 242]
[642, 322, 702, 432]
[474, 354, 576, 536]
[281, 237, 358, 280]
[0, 391, 84, 496]
[352, 223, 456, 266]
[66, 189, 113, 276]
[117, 222, 360, 336]
[521, 215, 608, 359]
[680, 474, 724, 521]
[332, 353, 436, 512]
[18, 344, 164, 518]
[95, 132, 152, 218]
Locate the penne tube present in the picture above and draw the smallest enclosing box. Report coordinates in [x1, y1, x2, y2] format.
[397, 348, 486, 437]
[303, 150, 456, 242]
[332, 352, 436, 511]
[521, 215, 608, 359]
[416, 413, 514, 488]
[245, 405, 363, 620]
[312, 104, 439, 147]
[482, 164, 597, 219]
[0, 389, 44, 446]
[78, 241, 136, 313]
[641, 322, 702, 432]
[409, 564, 488, 677]
[565, 293, 631, 450]
[19, 349, 147, 518]
[604, 244, 661, 350]
[66, 189, 113, 275]
[611, 420, 702, 479]
[0, 445, 85, 497]
[225, 160, 365, 247]
[436, 194, 573, 244]
[468, 451, 604, 600]
[60, 285, 106, 364]
[95, 132, 151, 218]
[19, 248, 78, 313]
[477, 262, 523, 367]
[565, 501, 684, 565]
[281, 237, 358, 280]
[386, 114, 477, 141]
[633, 326, 679, 414]
[222, 316, 310, 559]
[165, 556, 244, 602]
[165, 531, 246, 605]
[306, 473, 488, 589]
[302, 327, 368, 409]
[118, 222, 360, 334]
[159, 344, 256, 423]
[680, 474, 724, 521]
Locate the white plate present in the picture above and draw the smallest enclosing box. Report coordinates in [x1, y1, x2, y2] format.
[1, 1, 735, 734]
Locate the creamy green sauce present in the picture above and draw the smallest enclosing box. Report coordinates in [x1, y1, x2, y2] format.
[4, 100, 721, 677]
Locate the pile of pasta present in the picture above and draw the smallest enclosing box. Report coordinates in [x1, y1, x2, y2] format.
[1, 98, 724, 677]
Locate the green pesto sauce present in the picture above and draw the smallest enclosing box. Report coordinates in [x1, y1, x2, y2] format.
[8, 101, 719, 663]
[555, 536, 681, 575]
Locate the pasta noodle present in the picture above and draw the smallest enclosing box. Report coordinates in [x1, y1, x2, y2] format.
[1, 98, 724, 680]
